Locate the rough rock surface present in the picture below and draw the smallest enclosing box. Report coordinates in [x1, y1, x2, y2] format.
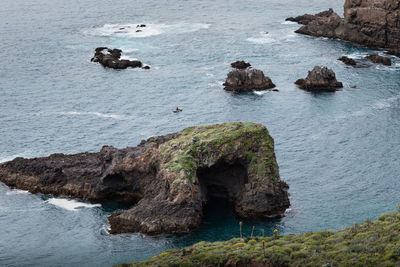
[338, 56, 357, 66]
[365, 52, 392, 65]
[91, 47, 148, 69]
[223, 69, 276, 92]
[290, 0, 400, 55]
[286, 8, 336, 25]
[0, 122, 290, 235]
[231, 61, 251, 69]
[295, 66, 343, 91]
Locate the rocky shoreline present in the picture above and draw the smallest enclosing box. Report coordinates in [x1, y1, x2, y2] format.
[288, 0, 400, 57]
[0, 122, 290, 235]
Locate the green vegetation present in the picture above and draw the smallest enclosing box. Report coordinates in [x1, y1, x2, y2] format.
[159, 122, 278, 184]
[119, 210, 400, 266]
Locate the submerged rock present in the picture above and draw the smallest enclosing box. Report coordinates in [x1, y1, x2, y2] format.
[365, 53, 392, 66]
[231, 61, 251, 69]
[295, 66, 343, 92]
[91, 47, 145, 69]
[0, 122, 290, 235]
[290, 0, 400, 55]
[223, 69, 276, 92]
[338, 56, 357, 66]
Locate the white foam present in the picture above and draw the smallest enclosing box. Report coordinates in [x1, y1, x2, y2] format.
[247, 34, 275, 44]
[46, 198, 101, 211]
[253, 90, 266, 96]
[6, 189, 29, 195]
[247, 30, 296, 44]
[281, 21, 297, 25]
[84, 22, 210, 39]
[57, 111, 129, 120]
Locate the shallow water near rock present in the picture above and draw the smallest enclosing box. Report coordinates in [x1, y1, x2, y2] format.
[0, 0, 399, 266]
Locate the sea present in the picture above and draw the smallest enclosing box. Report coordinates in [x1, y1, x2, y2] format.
[0, 0, 399, 266]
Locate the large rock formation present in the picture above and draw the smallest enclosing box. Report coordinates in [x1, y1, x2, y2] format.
[289, 0, 400, 56]
[0, 122, 290, 235]
[91, 47, 149, 69]
[223, 69, 276, 92]
[295, 66, 343, 91]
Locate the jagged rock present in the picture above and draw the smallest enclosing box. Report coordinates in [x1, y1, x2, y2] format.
[290, 0, 400, 55]
[91, 47, 145, 69]
[286, 8, 335, 25]
[338, 56, 357, 66]
[223, 69, 276, 92]
[295, 66, 343, 91]
[365, 52, 392, 66]
[231, 61, 251, 69]
[0, 122, 290, 235]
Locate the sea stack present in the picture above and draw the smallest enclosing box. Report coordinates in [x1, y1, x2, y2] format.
[295, 66, 343, 92]
[224, 63, 276, 92]
[0, 122, 290, 235]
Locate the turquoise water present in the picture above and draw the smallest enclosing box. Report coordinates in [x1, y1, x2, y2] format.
[1, 0, 400, 266]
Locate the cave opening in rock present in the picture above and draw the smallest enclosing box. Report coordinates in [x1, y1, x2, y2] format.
[197, 161, 248, 207]
[101, 173, 142, 205]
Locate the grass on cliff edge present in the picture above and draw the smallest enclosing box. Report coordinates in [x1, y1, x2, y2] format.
[119, 209, 400, 266]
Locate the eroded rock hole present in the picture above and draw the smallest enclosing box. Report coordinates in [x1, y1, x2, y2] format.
[101, 174, 142, 205]
[197, 162, 248, 204]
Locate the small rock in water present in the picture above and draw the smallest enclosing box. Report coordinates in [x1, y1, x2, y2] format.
[91, 47, 143, 69]
[231, 60, 251, 69]
[295, 66, 343, 92]
[136, 30, 142, 33]
[338, 56, 356, 66]
[365, 53, 392, 66]
[142, 66, 151, 69]
[223, 68, 276, 92]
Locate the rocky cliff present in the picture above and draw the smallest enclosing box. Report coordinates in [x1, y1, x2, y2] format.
[291, 0, 400, 56]
[0, 122, 290, 235]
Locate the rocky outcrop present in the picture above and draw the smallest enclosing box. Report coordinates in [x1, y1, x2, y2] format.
[0, 122, 290, 235]
[286, 8, 336, 25]
[295, 66, 343, 91]
[338, 56, 357, 66]
[231, 61, 251, 69]
[224, 69, 276, 92]
[289, 0, 400, 56]
[91, 47, 149, 69]
[365, 52, 392, 65]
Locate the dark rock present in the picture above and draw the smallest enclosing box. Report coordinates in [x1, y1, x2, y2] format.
[365, 52, 392, 66]
[386, 49, 400, 58]
[136, 30, 142, 33]
[0, 122, 290, 235]
[286, 8, 335, 25]
[291, 0, 400, 54]
[137, 24, 146, 28]
[272, 89, 279, 92]
[338, 56, 357, 66]
[295, 66, 343, 92]
[223, 68, 276, 92]
[231, 61, 251, 69]
[142, 66, 151, 69]
[91, 47, 144, 69]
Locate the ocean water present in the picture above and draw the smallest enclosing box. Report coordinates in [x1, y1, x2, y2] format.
[0, 0, 399, 266]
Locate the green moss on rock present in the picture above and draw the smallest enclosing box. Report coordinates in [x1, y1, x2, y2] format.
[160, 122, 278, 184]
